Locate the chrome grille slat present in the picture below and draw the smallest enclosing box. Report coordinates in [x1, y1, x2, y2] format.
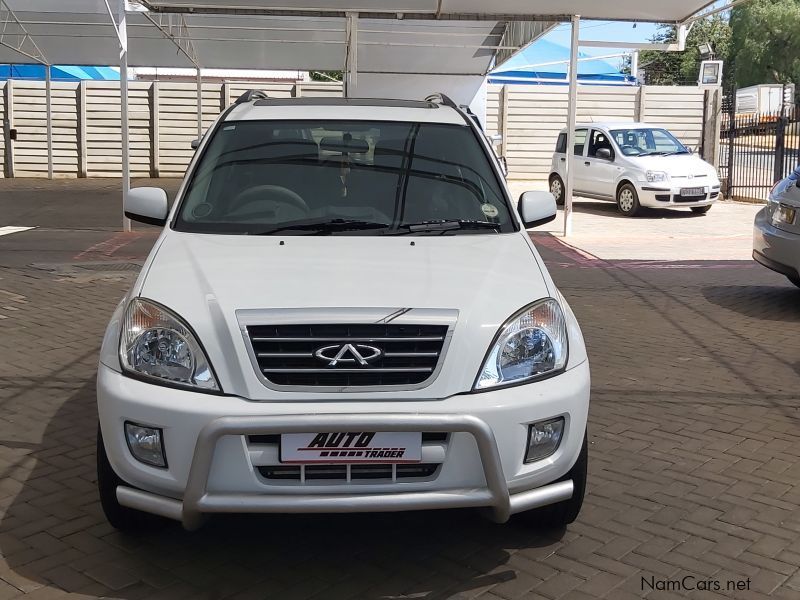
[251, 336, 444, 343]
[262, 367, 434, 374]
[247, 323, 448, 387]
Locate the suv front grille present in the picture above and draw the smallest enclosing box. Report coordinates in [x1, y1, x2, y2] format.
[246, 323, 448, 387]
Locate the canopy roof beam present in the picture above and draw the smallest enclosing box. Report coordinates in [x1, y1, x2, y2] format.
[0, 0, 48, 64]
[139, 4, 574, 21]
[140, 11, 200, 67]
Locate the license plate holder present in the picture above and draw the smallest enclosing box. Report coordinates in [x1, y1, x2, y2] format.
[680, 186, 705, 197]
[280, 431, 422, 464]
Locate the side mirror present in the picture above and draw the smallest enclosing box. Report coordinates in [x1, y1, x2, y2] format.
[191, 137, 201, 149]
[124, 187, 168, 227]
[518, 190, 557, 229]
[596, 147, 613, 161]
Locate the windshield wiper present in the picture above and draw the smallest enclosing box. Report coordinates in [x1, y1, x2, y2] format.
[251, 219, 390, 235]
[661, 150, 690, 156]
[386, 219, 502, 235]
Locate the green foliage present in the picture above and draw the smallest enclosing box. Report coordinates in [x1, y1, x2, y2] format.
[730, 0, 800, 87]
[638, 16, 731, 86]
[310, 71, 343, 82]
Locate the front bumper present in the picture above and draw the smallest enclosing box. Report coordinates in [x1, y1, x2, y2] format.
[753, 207, 800, 279]
[97, 360, 590, 530]
[638, 183, 720, 208]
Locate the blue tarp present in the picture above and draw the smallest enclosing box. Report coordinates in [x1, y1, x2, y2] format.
[0, 64, 119, 81]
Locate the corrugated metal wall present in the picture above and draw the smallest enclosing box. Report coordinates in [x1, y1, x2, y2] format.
[486, 84, 708, 179]
[1, 81, 709, 179]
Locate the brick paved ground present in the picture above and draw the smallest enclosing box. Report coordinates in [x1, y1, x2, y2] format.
[0, 180, 798, 599]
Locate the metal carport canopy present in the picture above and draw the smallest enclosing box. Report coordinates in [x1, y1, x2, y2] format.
[0, 1, 719, 73]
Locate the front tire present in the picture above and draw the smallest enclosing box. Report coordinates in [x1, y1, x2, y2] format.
[513, 432, 588, 529]
[97, 425, 164, 531]
[616, 183, 640, 217]
[691, 205, 712, 215]
[550, 174, 565, 206]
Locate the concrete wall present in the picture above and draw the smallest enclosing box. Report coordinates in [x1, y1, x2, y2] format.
[1, 79, 715, 180]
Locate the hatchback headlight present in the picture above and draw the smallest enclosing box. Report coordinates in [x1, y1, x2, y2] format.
[646, 170, 668, 183]
[474, 299, 568, 390]
[119, 298, 219, 391]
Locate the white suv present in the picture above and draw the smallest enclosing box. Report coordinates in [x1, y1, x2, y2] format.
[96, 92, 591, 531]
[549, 122, 721, 217]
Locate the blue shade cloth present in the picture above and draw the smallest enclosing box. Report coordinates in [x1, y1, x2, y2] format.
[489, 38, 634, 86]
[0, 64, 119, 80]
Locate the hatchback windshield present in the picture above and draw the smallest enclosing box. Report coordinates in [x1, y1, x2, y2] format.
[175, 120, 513, 235]
[609, 128, 689, 157]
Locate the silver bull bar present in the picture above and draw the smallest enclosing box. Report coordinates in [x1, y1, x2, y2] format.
[115, 413, 574, 530]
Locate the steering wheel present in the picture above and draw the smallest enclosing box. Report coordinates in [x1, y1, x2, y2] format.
[620, 145, 641, 156]
[227, 185, 309, 217]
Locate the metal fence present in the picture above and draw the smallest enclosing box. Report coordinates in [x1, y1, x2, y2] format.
[720, 93, 800, 201]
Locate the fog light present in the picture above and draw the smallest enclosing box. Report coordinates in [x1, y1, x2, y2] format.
[124, 422, 167, 468]
[524, 417, 564, 463]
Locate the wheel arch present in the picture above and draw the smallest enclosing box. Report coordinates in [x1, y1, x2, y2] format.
[616, 178, 636, 197]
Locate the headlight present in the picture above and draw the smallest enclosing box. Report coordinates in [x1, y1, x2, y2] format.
[646, 170, 668, 183]
[772, 204, 797, 226]
[119, 298, 219, 391]
[474, 298, 568, 391]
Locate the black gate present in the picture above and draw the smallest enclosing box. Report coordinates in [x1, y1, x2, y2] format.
[720, 91, 800, 201]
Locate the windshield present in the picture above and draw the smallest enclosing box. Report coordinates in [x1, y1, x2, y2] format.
[174, 119, 514, 235]
[609, 128, 689, 157]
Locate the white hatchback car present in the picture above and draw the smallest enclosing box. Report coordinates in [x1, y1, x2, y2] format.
[549, 122, 721, 216]
[96, 92, 591, 532]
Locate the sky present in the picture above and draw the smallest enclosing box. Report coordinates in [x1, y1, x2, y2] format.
[499, 21, 661, 73]
[499, 1, 728, 74]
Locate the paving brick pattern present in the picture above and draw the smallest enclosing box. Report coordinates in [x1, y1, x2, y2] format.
[0, 182, 799, 599]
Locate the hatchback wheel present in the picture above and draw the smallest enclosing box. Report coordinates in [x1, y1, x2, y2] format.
[550, 175, 565, 206]
[616, 183, 640, 217]
[690, 205, 712, 215]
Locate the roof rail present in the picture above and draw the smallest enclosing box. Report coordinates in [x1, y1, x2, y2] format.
[424, 92, 458, 109]
[235, 89, 269, 105]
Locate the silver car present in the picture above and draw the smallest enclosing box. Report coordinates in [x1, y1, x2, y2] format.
[753, 166, 800, 288]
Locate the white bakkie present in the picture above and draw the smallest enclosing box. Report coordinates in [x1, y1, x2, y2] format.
[96, 92, 591, 531]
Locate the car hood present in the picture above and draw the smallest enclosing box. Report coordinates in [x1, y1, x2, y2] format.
[138, 231, 554, 398]
[629, 154, 718, 178]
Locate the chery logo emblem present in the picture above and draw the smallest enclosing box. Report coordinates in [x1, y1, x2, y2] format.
[315, 343, 382, 367]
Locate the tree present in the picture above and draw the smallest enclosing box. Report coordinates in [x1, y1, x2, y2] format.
[730, 0, 800, 87]
[637, 15, 731, 86]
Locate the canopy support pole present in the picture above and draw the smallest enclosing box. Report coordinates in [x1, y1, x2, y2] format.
[45, 64, 52, 180]
[117, 0, 131, 232]
[196, 68, 203, 138]
[343, 12, 358, 97]
[563, 14, 579, 237]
